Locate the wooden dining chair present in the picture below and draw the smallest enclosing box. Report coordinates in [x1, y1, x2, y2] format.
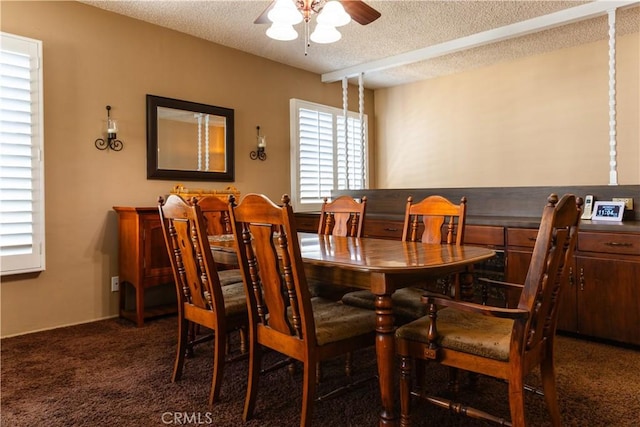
[186, 195, 246, 356]
[318, 195, 367, 238]
[342, 195, 468, 322]
[395, 193, 581, 427]
[228, 193, 377, 427]
[158, 194, 248, 406]
[194, 195, 243, 279]
[312, 195, 367, 302]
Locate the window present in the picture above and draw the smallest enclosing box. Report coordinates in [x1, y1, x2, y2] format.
[1, 32, 45, 276]
[290, 98, 368, 212]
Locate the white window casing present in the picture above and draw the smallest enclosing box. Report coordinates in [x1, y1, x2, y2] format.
[1, 32, 45, 276]
[290, 98, 368, 212]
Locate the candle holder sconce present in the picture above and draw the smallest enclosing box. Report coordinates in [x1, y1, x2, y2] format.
[95, 105, 124, 151]
[250, 125, 266, 161]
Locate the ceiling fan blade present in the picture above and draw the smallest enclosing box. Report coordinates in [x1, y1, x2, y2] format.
[340, 0, 381, 25]
[254, 1, 276, 24]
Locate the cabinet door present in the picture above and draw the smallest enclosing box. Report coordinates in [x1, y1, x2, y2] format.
[505, 228, 537, 307]
[505, 249, 531, 307]
[576, 257, 640, 345]
[556, 263, 577, 333]
[142, 216, 173, 280]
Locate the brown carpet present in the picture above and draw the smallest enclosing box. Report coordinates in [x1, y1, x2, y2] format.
[2, 316, 639, 427]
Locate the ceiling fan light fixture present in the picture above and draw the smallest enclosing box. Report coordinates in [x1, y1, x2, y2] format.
[310, 23, 341, 44]
[266, 22, 299, 41]
[268, 0, 303, 25]
[317, 1, 351, 27]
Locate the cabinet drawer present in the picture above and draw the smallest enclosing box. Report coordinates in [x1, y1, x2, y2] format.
[364, 219, 404, 239]
[465, 225, 504, 247]
[507, 228, 538, 248]
[578, 232, 640, 256]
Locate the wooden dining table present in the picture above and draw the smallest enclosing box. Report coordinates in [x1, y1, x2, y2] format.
[210, 232, 496, 426]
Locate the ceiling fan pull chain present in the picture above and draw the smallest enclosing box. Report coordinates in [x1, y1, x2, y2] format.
[304, 19, 310, 56]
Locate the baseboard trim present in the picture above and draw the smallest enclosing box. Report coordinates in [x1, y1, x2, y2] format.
[1, 314, 119, 339]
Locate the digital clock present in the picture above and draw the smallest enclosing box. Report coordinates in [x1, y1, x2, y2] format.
[591, 201, 625, 222]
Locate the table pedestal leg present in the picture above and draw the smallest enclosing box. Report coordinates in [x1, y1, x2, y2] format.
[459, 269, 475, 302]
[375, 293, 397, 426]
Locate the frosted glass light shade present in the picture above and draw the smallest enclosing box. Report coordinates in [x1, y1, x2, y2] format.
[268, 0, 303, 25]
[266, 22, 299, 41]
[317, 1, 351, 27]
[310, 23, 341, 44]
[107, 118, 118, 134]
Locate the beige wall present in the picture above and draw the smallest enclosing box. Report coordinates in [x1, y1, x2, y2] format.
[374, 32, 639, 188]
[0, 1, 374, 337]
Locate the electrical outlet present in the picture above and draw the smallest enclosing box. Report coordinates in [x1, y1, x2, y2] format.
[612, 197, 633, 210]
[111, 276, 119, 292]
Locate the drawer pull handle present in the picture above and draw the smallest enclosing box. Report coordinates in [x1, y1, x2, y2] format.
[527, 237, 537, 242]
[604, 242, 633, 247]
[384, 228, 399, 232]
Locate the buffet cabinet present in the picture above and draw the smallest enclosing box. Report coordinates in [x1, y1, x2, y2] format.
[113, 207, 175, 327]
[505, 228, 640, 346]
[113, 188, 239, 326]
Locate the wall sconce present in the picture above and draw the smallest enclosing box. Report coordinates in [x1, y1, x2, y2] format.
[250, 125, 266, 161]
[94, 105, 124, 151]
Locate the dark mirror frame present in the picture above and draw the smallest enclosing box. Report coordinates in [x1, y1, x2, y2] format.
[146, 94, 235, 182]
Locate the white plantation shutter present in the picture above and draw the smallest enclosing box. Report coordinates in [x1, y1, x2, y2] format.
[1, 33, 45, 275]
[337, 115, 365, 191]
[290, 99, 367, 212]
[299, 107, 334, 204]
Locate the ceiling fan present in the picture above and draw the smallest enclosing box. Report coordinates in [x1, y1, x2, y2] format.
[254, 0, 381, 26]
[255, 0, 381, 54]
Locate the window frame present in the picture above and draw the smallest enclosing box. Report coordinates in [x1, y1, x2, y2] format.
[289, 98, 369, 212]
[0, 32, 45, 276]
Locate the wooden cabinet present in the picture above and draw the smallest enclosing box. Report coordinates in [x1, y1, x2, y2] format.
[574, 232, 640, 345]
[113, 207, 175, 327]
[506, 227, 640, 346]
[505, 227, 577, 328]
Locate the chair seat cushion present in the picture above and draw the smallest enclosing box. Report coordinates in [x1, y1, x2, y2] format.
[221, 282, 247, 316]
[309, 297, 376, 346]
[395, 309, 514, 361]
[342, 287, 439, 320]
[218, 269, 244, 287]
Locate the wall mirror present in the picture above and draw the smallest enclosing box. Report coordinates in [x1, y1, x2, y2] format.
[146, 94, 235, 181]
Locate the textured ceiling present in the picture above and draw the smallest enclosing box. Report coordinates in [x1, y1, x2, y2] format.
[80, 1, 639, 88]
